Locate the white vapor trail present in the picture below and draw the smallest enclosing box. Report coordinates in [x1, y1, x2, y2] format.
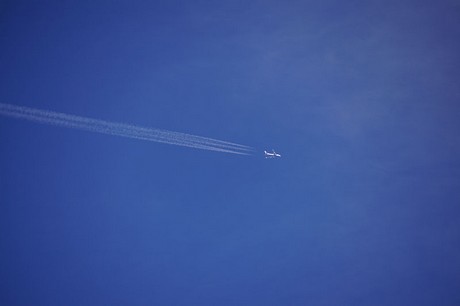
[0, 103, 254, 155]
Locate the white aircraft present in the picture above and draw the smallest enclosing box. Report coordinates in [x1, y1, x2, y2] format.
[264, 149, 281, 158]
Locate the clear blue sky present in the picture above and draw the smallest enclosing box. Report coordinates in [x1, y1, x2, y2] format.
[1, 1, 460, 305]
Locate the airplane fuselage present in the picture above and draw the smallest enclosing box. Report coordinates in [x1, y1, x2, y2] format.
[264, 150, 281, 158]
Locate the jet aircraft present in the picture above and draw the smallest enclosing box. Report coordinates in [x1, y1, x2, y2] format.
[264, 149, 281, 158]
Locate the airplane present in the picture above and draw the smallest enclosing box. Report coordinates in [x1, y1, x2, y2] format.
[264, 149, 281, 158]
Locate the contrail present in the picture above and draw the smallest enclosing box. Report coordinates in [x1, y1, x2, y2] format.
[0, 103, 254, 155]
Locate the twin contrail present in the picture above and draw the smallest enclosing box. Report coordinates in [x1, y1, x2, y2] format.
[0, 103, 254, 155]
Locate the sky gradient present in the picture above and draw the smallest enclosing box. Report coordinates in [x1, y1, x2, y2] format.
[1, 1, 460, 305]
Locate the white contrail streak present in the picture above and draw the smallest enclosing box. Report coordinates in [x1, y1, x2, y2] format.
[0, 103, 253, 155]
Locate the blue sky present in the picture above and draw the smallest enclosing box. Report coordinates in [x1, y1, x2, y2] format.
[1, 1, 460, 305]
